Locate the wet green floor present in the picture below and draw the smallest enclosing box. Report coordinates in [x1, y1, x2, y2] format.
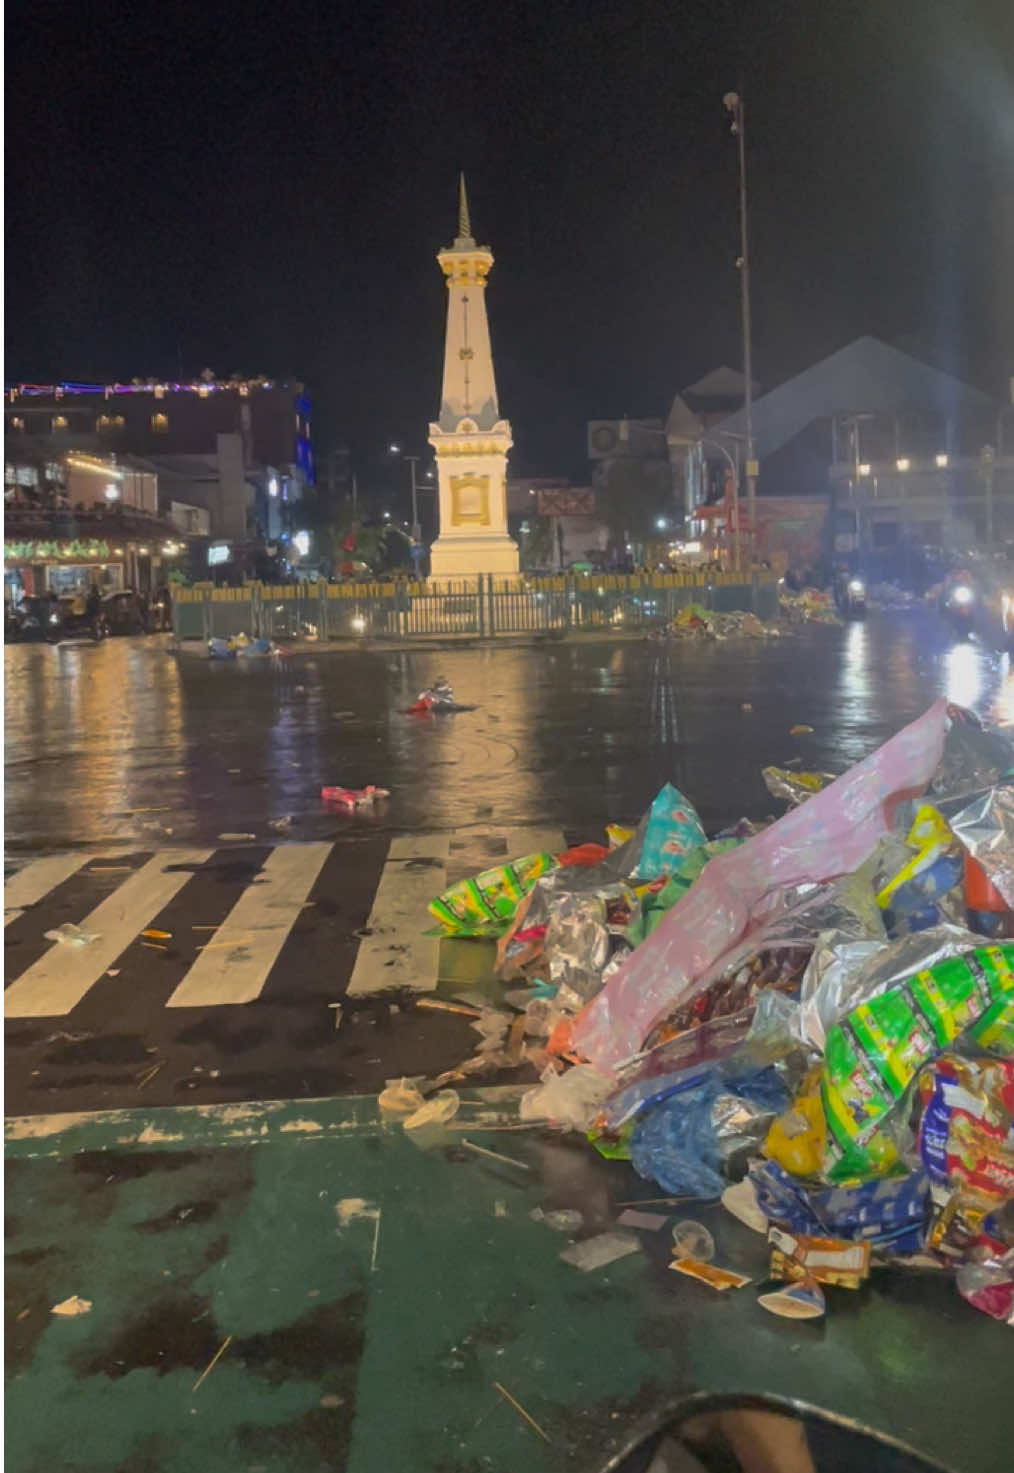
[6, 1096, 1013, 1473]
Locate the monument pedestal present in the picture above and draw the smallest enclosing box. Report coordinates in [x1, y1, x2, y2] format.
[428, 534, 519, 581]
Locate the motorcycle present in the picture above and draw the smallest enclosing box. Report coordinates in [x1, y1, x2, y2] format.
[834, 575, 867, 619]
[942, 583, 977, 639]
[4, 597, 64, 643]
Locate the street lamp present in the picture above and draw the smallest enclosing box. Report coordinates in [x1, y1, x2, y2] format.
[389, 445, 424, 542]
[723, 90, 756, 564]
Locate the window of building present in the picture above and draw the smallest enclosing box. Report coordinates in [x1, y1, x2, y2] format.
[52, 415, 69, 431]
[97, 414, 125, 432]
[151, 412, 169, 433]
[154, 385, 165, 400]
[10, 416, 24, 431]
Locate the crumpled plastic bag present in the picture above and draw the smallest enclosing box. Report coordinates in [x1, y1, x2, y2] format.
[762, 768, 836, 807]
[629, 1067, 789, 1200]
[571, 700, 950, 1072]
[520, 1064, 613, 1131]
[543, 892, 612, 1000]
[947, 784, 1014, 910]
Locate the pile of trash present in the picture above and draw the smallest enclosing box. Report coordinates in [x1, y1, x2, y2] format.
[652, 604, 780, 640]
[208, 634, 279, 660]
[778, 588, 841, 625]
[426, 702, 1014, 1323]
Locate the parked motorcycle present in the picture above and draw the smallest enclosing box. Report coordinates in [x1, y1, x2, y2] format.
[834, 574, 867, 619]
[5, 596, 63, 643]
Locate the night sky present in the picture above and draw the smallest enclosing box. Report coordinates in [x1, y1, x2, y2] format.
[6, 0, 1013, 486]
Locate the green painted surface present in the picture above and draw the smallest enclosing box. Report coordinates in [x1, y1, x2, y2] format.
[6, 1099, 1013, 1472]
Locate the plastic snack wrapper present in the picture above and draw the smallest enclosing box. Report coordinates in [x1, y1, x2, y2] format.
[820, 943, 1014, 1183]
[571, 700, 950, 1072]
[751, 1159, 930, 1254]
[632, 783, 708, 881]
[428, 852, 558, 937]
[794, 923, 987, 1055]
[768, 1226, 871, 1288]
[916, 1054, 1014, 1212]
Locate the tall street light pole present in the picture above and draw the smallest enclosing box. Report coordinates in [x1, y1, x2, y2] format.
[405, 456, 421, 542]
[724, 90, 756, 565]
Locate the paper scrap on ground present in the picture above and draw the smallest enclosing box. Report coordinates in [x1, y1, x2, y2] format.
[51, 1296, 92, 1317]
[617, 1209, 668, 1231]
[559, 1231, 640, 1271]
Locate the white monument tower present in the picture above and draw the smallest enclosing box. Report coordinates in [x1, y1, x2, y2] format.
[427, 177, 519, 580]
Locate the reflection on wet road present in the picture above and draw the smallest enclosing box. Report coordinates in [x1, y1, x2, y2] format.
[5, 611, 1014, 855]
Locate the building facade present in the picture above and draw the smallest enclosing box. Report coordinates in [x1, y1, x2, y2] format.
[5, 375, 314, 571]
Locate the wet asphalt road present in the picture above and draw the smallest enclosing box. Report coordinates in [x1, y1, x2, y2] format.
[6, 610, 1014, 856]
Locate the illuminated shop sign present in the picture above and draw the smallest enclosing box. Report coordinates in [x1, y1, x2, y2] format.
[4, 539, 113, 562]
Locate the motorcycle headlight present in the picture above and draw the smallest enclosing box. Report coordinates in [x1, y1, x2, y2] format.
[848, 579, 865, 594]
[952, 585, 973, 605]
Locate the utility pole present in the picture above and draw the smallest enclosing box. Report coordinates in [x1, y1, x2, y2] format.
[405, 455, 420, 541]
[724, 90, 756, 566]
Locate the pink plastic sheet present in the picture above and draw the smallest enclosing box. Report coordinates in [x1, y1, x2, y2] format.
[571, 699, 950, 1072]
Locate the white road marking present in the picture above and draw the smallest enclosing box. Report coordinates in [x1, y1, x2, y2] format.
[165, 843, 332, 1007]
[4, 854, 90, 926]
[445, 827, 566, 884]
[346, 834, 450, 995]
[3, 849, 214, 1018]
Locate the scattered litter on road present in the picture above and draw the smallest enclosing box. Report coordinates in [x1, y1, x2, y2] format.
[17, 1308, 31, 1321]
[669, 1259, 751, 1292]
[320, 785, 390, 809]
[217, 832, 257, 841]
[140, 942, 169, 952]
[43, 1030, 92, 1044]
[560, 1231, 640, 1272]
[616, 1209, 668, 1232]
[493, 1382, 552, 1444]
[136, 1061, 165, 1090]
[759, 1279, 826, 1319]
[192, 1334, 233, 1393]
[51, 1296, 92, 1317]
[415, 997, 484, 1018]
[671, 1221, 716, 1262]
[378, 1080, 425, 1119]
[531, 1207, 583, 1232]
[335, 1197, 379, 1227]
[461, 1138, 531, 1172]
[370, 1209, 382, 1271]
[789, 723, 814, 735]
[328, 1002, 344, 1032]
[403, 1090, 460, 1131]
[268, 816, 293, 832]
[141, 929, 172, 940]
[44, 922, 99, 946]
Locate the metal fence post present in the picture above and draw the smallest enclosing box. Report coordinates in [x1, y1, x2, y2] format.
[201, 592, 210, 643]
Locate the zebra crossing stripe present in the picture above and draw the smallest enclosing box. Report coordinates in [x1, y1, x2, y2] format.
[4, 854, 91, 926]
[346, 834, 450, 996]
[3, 849, 214, 1018]
[165, 842, 333, 1007]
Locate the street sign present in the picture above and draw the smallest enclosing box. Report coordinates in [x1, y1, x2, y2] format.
[536, 488, 595, 517]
